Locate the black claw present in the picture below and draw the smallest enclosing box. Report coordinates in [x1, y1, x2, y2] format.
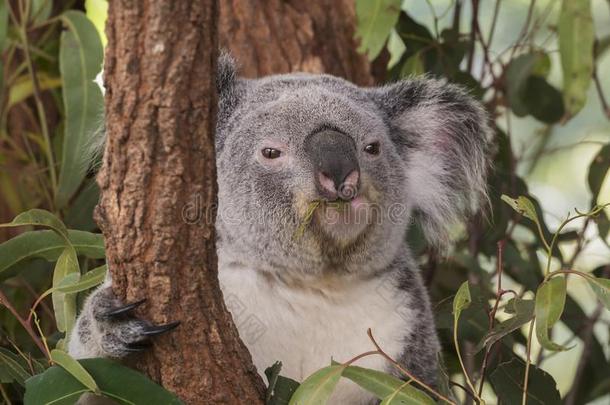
[142, 321, 181, 337]
[102, 298, 146, 319]
[124, 340, 153, 352]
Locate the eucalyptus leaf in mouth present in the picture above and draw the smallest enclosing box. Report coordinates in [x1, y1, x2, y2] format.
[293, 200, 321, 240]
[293, 200, 352, 240]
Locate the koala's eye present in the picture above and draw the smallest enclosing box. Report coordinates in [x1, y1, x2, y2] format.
[261, 147, 282, 159]
[364, 142, 380, 155]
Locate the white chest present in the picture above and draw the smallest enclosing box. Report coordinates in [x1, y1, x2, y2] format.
[218, 263, 414, 404]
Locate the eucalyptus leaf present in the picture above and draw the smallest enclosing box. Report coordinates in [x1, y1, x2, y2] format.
[288, 365, 345, 405]
[57, 265, 106, 294]
[535, 277, 569, 351]
[50, 349, 99, 394]
[489, 358, 560, 405]
[355, 0, 402, 60]
[56, 10, 104, 207]
[0, 209, 69, 239]
[0, 350, 31, 386]
[52, 247, 80, 336]
[24, 358, 183, 405]
[587, 144, 610, 203]
[342, 365, 434, 405]
[0, 1, 8, 52]
[476, 298, 535, 352]
[522, 76, 564, 124]
[501, 195, 538, 223]
[265, 362, 300, 405]
[0, 230, 105, 281]
[586, 277, 610, 310]
[558, 0, 594, 118]
[452, 281, 471, 318]
[8, 73, 62, 108]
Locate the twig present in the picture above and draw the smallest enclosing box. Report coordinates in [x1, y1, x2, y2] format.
[466, 0, 480, 73]
[367, 329, 459, 405]
[0, 289, 49, 359]
[522, 319, 536, 405]
[477, 241, 505, 396]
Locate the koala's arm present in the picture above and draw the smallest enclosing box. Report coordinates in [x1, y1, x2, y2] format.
[68, 277, 178, 359]
[394, 266, 441, 388]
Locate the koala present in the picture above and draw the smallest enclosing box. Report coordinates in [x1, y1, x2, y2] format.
[69, 53, 492, 404]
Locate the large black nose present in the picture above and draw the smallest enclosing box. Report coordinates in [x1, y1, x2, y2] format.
[304, 129, 360, 201]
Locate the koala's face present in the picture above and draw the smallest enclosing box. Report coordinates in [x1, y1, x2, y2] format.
[215, 57, 491, 278]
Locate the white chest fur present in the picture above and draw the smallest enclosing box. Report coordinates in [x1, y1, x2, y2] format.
[218, 262, 414, 404]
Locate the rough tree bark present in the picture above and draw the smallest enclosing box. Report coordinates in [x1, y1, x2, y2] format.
[219, 0, 385, 85]
[96, 1, 265, 403]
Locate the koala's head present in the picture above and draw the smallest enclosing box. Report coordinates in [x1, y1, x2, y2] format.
[215, 54, 492, 279]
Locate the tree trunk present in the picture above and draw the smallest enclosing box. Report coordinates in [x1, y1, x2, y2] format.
[219, 0, 386, 85]
[95, 1, 265, 403]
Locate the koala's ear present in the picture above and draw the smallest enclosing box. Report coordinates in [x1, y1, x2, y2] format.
[216, 51, 244, 151]
[368, 78, 493, 248]
[217, 50, 237, 96]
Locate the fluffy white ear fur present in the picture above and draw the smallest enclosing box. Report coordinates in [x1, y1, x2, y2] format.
[369, 78, 493, 248]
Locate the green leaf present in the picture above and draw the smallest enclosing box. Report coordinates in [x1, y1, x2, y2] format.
[0, 0, 8, 52]
[8, 73, 63, 108]
[288, 365, 344, 405]
[489, 358, 560, 405]
[558, 0, 594, 118]
[587, 144, 610, 203]
[0, 350, 31, 386]
[399, 52, 425, 77]
[57, 265, 106, 294]
[501, 195, 538, 224]
[24, 358, 184, 405]
[586, 277, 610, 310]
[50, 350, 99, 394]
[452, 281, 471, 319]
[535, 277, 569, 351]
[56, 10, 104, 208]
[476, 298, 535, 352]
[52, 247, 80, 335]
[0, 209, 69, 239]
[30, 0, 52, 23]
[355, 0, 402, 60]
[265, 362, 300, 405]
[505, 53, 563, 123]
[505, 53, 549, 116]
[522, 76, 565, 124]
[342, 365, 434, 405]
[0, 230, 105, 281]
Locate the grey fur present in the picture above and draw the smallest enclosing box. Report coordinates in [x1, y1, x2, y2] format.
[69, 56, 492, 399]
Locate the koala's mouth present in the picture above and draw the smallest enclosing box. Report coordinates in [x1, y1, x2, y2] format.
[294, 196, 373, 243]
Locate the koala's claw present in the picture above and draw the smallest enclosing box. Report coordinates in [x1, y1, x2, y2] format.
[125, 340, 153, 352]
[141, 321, 181, 337]
[101, 298, 147, 319]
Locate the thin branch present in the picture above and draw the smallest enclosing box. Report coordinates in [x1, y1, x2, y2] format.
[522, 319, 536, 405]
[367, 329, 459, 405]
[477, 241, 505, 396]
[466, 0, 480, 73]
[0, 289, 49, 359]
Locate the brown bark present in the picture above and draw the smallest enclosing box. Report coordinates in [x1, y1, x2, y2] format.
[96, 1, 265, 403]
[219, 0, 385, 85]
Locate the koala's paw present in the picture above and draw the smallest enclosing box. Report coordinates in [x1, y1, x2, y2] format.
[68, 286, 179, 359]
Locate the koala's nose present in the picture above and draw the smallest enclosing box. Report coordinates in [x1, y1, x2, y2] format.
[304, 129, 360, 201]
